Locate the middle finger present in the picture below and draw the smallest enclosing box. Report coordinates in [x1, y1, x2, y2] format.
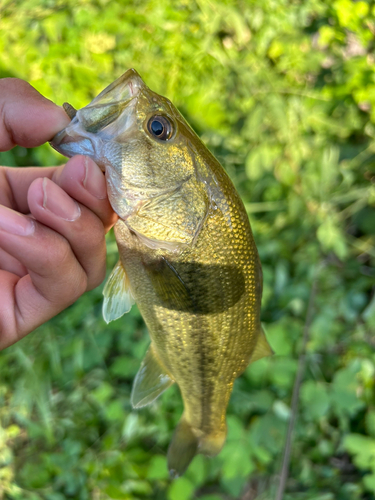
[27, 176, 107, 291]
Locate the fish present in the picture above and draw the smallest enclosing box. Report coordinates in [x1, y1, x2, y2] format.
[50, 69, 272, 477]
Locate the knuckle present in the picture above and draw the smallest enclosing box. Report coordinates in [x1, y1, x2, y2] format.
[78, 217, 106, 258]
[0, 78, 30, 92]
[69, 273, 88, 300]
[50, 269, 87, 306]
[87, 217, 106, 245]
[36, 236, 88, 302]
[45, 237, 72, 271]
[87, 264, 106, 291]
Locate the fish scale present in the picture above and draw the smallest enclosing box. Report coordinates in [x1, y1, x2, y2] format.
[50, 68, 272, 477]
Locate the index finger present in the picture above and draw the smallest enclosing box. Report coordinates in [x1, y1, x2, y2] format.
[0, 78, 70, 151]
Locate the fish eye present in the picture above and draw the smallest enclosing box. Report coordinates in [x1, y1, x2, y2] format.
[147, 115, 174, 141]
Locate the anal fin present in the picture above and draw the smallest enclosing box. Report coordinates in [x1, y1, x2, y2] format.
[102, 259, 135, 324]
[131, 345, 174, 408]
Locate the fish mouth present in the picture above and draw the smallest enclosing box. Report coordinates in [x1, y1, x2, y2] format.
[50, 69, 146, 168]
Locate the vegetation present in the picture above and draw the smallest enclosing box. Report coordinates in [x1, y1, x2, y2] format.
[0, 0, 374, 498]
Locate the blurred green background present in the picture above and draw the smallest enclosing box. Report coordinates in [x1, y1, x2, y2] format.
[0, 0, 375, 499]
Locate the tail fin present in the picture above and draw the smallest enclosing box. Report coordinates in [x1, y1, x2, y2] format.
[167, 417, 227, 477]
[199, 427, 226, 457]
[167, 417, 198, 478]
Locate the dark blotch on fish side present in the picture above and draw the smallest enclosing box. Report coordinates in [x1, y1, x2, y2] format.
[141, 255, 246, 314]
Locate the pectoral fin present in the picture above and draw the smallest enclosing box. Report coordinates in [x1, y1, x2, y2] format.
[249, 326, 274, 363]
[131, 345, 174, 408]
[102, 259, 135, 324]
[146, 257, 194, 312]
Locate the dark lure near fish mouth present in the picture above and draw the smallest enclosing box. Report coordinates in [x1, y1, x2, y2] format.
[50, 69, 271, 477]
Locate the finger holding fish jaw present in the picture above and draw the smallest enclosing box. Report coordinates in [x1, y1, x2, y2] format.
[50, 155, 117, 232]
[0, 155, 116, 350]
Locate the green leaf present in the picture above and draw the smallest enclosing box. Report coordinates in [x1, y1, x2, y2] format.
[301, 381, 330, 420]
[331, 363, 365, 417]
[90, 382, 115, 404]
[317, 217, 348, 259]
[147, 455, 169, 480]
[343, 434, 375, 470]
[363, 295, 375, 328]
[366, 410, 375, 439]
[363, 473, 375, 493]
[220, 441, 255, 479]
[168, 477, 195, 500]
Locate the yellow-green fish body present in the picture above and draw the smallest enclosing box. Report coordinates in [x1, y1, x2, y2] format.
[51, 69, 271, 476]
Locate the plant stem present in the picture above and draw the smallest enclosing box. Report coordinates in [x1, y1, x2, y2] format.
[275, 269, 320, 500]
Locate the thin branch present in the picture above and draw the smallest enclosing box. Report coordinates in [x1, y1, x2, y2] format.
[275, 267, 320, 500]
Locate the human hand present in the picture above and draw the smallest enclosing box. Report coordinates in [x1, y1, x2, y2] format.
[0, 79, 117, 350]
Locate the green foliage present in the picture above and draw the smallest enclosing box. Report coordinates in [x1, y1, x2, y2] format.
[0, 0, 374, 498]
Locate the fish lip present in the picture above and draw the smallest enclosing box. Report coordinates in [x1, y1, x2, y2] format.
[90, 68, 145, 104]
[50, 125, 104, 169]
[50, 68, 146, 161]
[50, 128, 68, 148]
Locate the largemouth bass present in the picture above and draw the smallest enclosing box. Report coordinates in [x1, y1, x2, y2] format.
[50, 69, 272, 476]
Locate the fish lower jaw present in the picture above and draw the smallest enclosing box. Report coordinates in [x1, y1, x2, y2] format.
[51, 136, 96, 160]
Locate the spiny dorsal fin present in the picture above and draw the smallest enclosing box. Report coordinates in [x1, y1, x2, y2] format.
[131, 345, 174, 408]
[250, 326, 274, 363]
[102, 259, 134, 324]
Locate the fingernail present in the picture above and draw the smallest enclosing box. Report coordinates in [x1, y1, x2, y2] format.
[0, 205, 35, 236]
[83, 157, 107, 199]
[42, 178, 81, 221]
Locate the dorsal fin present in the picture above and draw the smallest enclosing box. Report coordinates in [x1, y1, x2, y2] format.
[102, 259, 134, 323]
[250, 326, 274, 363]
